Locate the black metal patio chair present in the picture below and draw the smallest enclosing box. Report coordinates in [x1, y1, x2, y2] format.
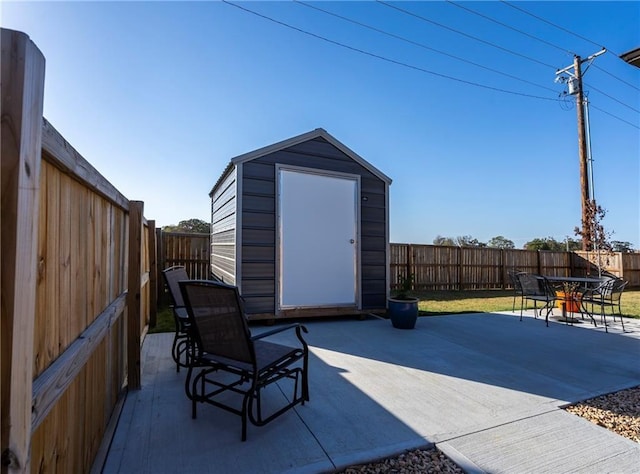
[162, 266, 193, 372]
[517, 273, 557, 326]
[507, 269, 525, 312]
[580, 277, 628, 332]
[179, 279, 310, 441]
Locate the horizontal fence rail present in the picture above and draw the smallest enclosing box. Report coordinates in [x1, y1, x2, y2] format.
[158, 233, 640, 299]
[390, 244, 639, 291]
[157, 231, 211, 279]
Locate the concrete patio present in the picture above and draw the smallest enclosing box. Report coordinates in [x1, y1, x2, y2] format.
[103, 310, 640, 473]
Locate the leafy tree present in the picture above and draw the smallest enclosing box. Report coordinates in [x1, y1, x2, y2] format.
[611, 240, 634, 253]
[455, 235, 486, 247]
[433, 235, 485, 247]
[523, 237, 564, 251]
[487, 235, 515, 249]
[163, 218, 210, 234]
[433, 235, 456, 246]
[574, 200, 613, 252]
[565, 238, 582, 251]
[524, 237, 581, 251]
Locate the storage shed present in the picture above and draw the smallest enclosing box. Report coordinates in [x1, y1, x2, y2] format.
[209, 128, 392, 320]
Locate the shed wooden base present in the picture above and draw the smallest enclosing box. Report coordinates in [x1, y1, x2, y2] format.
[247, 307, 385, 321]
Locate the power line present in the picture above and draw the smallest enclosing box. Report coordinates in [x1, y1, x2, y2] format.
[494, 1, 640, 111]
[222, 0, 560, 102]
[593, 64, 640, 92]
[583, 81, 640, 113]
[376, 0, 558, 70]
[499, 1, 614, 55]
[445, 0, 574, 56]
[452, 0, 640, 94]
[500, 1, 640, 93]
[590, 103, 639, 130]
[295, 0, 558, 94]
[222, 1, 638, 129]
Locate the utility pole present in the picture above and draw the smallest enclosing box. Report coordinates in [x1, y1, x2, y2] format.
[556, 48, 606, 251]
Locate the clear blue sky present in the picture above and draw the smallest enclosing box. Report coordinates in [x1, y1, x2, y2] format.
[3, 1, 639, 249]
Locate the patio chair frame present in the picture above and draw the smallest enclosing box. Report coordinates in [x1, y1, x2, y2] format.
[517, 273, 557, 326]
[507, 269, 525, 313]
[580, 277, 628, 333]
[179, 279, 310, 441]
[162, 265, 193, 372]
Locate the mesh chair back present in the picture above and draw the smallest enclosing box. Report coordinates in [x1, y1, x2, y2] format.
[508, 270, 524, 292]
[163, 266, 189, 307]
[518, 273, 544, 297]
[180, 280, 253, 364]
[611, 279, 628, 303]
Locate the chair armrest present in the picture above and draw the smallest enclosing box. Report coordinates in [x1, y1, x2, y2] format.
[174, 306, 188, 319]
[251, 323, 308, 341]
[252, 324, 309, 352]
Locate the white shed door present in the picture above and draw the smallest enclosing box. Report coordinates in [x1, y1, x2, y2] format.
[278, 169, 358, 309]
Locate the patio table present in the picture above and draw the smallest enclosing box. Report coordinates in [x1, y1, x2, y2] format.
[544, 276, 603, 326]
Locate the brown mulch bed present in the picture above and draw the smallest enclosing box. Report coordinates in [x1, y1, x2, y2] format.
[339, 447, 463, 474]
[564, 385, 640, 443]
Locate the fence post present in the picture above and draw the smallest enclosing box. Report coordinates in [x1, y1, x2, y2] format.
[155, 228, 163, 304]
[127, 201, 144, 390]
[1, 28, 46, 474]
[537, 250, 542, 275]
[407, 244, 414, 290]
[458, 246, 463, 290]
[500, 248, 505, 289]
[569, 250, 575, 275]
[148, 220, 157, 328]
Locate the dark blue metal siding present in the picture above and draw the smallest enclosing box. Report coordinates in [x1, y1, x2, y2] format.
[210, 168, 237, 284]
[239, 136, 388, 314]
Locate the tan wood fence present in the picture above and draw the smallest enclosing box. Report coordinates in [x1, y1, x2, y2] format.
[157, 234, 640, 301]
[391, 244, 640, 290]
[1, 29, 157, 474]
[157, 231, 210, 279]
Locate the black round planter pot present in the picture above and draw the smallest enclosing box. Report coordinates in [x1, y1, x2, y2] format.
[387, 297, 419, 329]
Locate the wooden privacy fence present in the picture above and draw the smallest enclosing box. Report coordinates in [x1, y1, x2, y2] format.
[1, 29, 156, 474]
[391, 244, 640, 290]
[158, 233, 640, 300]
[157, 231, 210, 279]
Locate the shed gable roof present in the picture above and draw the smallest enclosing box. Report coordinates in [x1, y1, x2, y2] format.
[233, 128, 391, 184]
[210, 128, 391, 196]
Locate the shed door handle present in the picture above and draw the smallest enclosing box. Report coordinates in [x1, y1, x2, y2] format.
[350, 239, 355, 244]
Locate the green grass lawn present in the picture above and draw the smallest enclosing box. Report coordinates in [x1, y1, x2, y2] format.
[149, 305, 175, 333]
[150, 289, 640, 333]
[414, 289, 640, 319]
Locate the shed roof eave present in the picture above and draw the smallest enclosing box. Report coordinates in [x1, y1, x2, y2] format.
[230, 128, 393, 185]
[620, 47, 640, 68]
[208, 161, 235, 197]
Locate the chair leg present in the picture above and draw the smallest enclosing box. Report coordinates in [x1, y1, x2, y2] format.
[600, 303, 608, 333]
[241, 393, 251, 442]
[302, 353, 310, 402]
[191, 368, 205, 419]
[172, 333, 180, 372]
[611, 304, 626, 332]
[185, 364, 196, 400]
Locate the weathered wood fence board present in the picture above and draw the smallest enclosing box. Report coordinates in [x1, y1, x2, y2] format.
[157, 231, 210, 279]
[158, 236, 640, 300]
[621, 252, 640, 288]
[391, 244, 639, 290]
[2, 28, 156, 474]
[1, 28, 46, 474]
